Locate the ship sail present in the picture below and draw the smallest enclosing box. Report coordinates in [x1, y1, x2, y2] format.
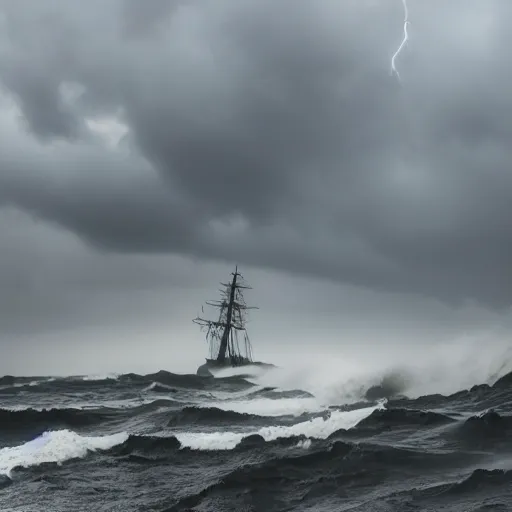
[193, 266, 257, 366]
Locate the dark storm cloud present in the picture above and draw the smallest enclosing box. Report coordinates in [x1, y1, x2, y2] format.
[0, 0, 511, 306]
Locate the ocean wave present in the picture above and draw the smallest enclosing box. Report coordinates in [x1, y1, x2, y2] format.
[408, 468, 512, 502]
[0, 407, 116, 433]
[447, 410, 512, 448]
[0, 375, 52, 387]
[142, 381, 180, 393]
[165, 443, 351, 511]
[0, 378, 56, 393]
[492, 371, 512, 389]
[167, 406, 261, 427]
[0, 429, 128, 477]
[173, 403, 381, 450]
[120, 370, 252, 391]
[109, 432, 319, 460]
[109, 434, 181, 460]
[0, 398, 182, 442]
[234, 433, 313, 451]
[0, 376, 17, 386]
[196, 385, 266, 401]
[255, 387, 315, 400]
[0, 378, 118, 394]
[196, 397, 327, 418]
[166, 404, 312, 428]
[354, 407, 456, 430]
[2, 397, 179, 414]
[446, 468, 512, 495]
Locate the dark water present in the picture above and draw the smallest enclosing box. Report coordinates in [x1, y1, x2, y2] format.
[1, 368, 512, 511]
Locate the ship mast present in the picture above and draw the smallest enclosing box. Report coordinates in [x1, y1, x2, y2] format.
[217, 267, 238, 362]
[193, 266, 257, 364]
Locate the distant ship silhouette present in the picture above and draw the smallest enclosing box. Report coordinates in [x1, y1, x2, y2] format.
[193, 266, 274, 377]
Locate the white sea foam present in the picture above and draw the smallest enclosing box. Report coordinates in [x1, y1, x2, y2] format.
[10, 378, 56, 389]
[82, 373, 119, 381]
[2, 397, 176, 412]
[0, 430, 128, 477]
[297, 439, 312, 449]
[142, 381, 175, 392]
[13, 381, 37, 388]
[174, 403, 382, 450]
[210, 365, 271, 380]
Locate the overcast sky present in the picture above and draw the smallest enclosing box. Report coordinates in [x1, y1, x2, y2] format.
[1, 0, 512, 377]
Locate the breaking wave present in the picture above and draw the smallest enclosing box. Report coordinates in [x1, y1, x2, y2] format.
[0, 430, 128, 478]
[174, 404, 381, 450]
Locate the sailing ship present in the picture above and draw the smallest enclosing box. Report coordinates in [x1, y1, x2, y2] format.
[194, 266, 273, 377]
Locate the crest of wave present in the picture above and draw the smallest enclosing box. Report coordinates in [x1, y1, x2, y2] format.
[175, 403, 382, 451]
[0, 430, 128, 478]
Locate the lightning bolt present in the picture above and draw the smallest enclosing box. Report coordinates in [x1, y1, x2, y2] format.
[391, 0, 410, 81]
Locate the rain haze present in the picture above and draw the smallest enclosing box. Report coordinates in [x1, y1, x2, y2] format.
[0, 0, 512, 394]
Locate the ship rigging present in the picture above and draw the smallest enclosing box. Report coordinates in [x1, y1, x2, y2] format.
[193, 266, 258, 367]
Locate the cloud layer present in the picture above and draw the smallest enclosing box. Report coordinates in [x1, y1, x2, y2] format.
[1, 0, 512, 308]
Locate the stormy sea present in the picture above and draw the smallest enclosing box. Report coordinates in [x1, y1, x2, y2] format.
[1, 366, 512, 511]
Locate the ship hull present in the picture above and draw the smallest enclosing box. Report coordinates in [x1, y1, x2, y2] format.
[196, 359, 275, 377]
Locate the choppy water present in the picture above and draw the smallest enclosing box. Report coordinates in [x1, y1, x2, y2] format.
[1, 367, 512, 511]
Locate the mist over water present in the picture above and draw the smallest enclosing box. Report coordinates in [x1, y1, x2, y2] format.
[235, 333, 512, 405]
